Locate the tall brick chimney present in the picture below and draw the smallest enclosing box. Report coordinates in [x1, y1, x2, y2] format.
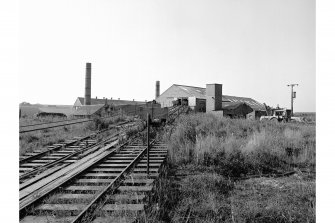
[84, 63, 91, 105]
[155, 81, 160, 99]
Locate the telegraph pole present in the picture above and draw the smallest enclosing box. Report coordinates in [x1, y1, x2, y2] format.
[287, 84, 298, 116]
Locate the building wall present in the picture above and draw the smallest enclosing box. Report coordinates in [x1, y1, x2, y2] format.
[246, 111, 256, 120]
[115, 104, 168, 120]
[156, 85, 191, 107]
[189, 98, 206, 112]
[188, 97, 197, 107]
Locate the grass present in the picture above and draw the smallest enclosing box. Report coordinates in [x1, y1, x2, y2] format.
[294, 112, 316, 123]
[19, 116, 68, 126]
[146, 113, 315, 222]
[19, 115, 128, 156]
[230, 175, 315, 223]
[19, 105, 73, 126]
[20, 112, 316, 222]
[166, 113, 315, 177]
[19, 105, 41, 119]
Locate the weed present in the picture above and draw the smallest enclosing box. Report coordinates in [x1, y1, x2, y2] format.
[165, 113, 315, 176]
[23, 134, 40, 143]
[19, 122, 97, 155]
[149, 113, 316, 222]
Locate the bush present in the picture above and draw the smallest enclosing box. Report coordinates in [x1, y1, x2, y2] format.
[84, 116, 111, 131]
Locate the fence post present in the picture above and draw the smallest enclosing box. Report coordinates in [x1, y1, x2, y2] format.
[147, 113, 150, 175]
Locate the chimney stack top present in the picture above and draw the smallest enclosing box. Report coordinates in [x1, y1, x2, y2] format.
[155, 81, 160, 99]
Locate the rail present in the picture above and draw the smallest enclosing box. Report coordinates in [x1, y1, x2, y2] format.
[20, 117, 88, 128]
[19, 132, 119, 187]
[19, 115, 167, 222]
[71, 139, 156, 223]
[19, 120, 129, 165]
[19, 120, 138, 187]
[19, 114, 121, 133]
[167, 105, 189, 124]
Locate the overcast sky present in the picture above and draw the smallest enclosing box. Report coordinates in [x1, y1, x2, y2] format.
[19, 0, 315, 112]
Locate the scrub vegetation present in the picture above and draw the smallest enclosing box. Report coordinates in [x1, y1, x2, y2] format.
[148, 113, 315, 222]
[19, 115, 127, 156]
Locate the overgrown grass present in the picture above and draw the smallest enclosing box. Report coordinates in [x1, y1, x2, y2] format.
[85, 115, 127, 131]
[19, 115, 69, 126]
[147, 167, 233, 223]
[19, 123, 93, 155]
[230, 175, 315, 223]
[166, 113, 315, 177]
[294, 112, 316, 123]
[19, 116, 128, 155]
[147, 113, 316, 222]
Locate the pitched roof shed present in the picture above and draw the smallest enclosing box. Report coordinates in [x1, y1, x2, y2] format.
[157, 84, 265, 111]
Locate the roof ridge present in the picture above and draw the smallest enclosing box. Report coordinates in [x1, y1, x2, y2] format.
[77, 97, 145, 102]
[174, 84, 205, 89]
[222, 95, 253, 99]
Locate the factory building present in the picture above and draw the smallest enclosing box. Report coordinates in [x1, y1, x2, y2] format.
[73, 97, 146, 109]
[156, 83, 267, 119]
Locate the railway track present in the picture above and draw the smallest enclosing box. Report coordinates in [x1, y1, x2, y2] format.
[20, 117, 88, 128]
[19, 110, 179, 222]
[19, 114, 121, 134]
[20, 137, 167, 223]
[19, 120, 139, 186]
[167, 105, 189, 124]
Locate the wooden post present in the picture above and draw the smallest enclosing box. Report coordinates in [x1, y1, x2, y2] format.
[147, 113, 150, 175]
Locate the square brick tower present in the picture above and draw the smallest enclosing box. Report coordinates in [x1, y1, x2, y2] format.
[206, 83, 222, 112]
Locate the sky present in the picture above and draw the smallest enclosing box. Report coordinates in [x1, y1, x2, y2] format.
[19, 0, 315, 112]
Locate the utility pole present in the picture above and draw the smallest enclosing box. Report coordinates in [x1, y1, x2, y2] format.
[287, 84, 298, 116]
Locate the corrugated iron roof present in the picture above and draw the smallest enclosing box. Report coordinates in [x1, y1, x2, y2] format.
[222, 102, 251, 110]
[72, 104, 105, 116]
[174, 84, 207, 99]
[173, 84, 265, 111]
